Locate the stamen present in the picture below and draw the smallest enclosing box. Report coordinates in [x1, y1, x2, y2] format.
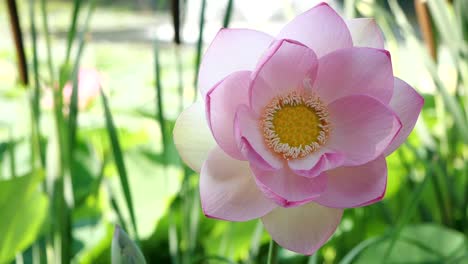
[261, 91, 330, 160]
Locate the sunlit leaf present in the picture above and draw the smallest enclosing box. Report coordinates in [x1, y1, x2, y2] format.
[353, 224, 467, 263]
[0, 171, 48, 263]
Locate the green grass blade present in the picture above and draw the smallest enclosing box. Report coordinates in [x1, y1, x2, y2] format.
[153, 41, 168, 162]
[108, 184, 129, 233]
[40, 0, 55, 84]
[65, 0, 83, 63]
[8, 132, 16, 178]
[222, 0, 234, 28]
[174, 46, 184, 113]
[193, 0, 207, 95]
[170, 0, 181, 44]
[28, 0, 43, 169]
[100, 89, 139, 240]
[69, 0, 96, 155]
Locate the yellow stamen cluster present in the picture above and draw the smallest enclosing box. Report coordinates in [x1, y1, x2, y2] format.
[261, 92, 330, 160]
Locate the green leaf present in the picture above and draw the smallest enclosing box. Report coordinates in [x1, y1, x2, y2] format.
[0, 171, 48, 263]
[353, 224, 467, 263]
[112, 225, 146, 264]
[100, 90, 139, 240]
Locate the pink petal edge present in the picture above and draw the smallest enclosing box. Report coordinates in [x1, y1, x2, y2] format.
[314, 155, 387, 208]
[206, 71, 251, 160]
[198, 28, 274, 96]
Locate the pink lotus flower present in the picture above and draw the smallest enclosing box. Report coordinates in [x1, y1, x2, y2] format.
[174, 2, 423, 255]
[42, 68, 102, 110]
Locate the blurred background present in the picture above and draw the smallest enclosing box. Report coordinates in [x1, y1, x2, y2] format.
[0, 0, 467, 263]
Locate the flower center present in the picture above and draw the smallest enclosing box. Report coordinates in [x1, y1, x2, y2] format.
[261, 92, 330, 160]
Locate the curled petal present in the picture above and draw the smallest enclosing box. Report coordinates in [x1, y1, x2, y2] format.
[384, 78, 424, 156]
[200, 147, 276, 221]
[173, 101, 216, 172]
[278, 2, 353, 57]
[251, 165, 327, 208]
[207, 71, 251, 160]
[346, 18, 385, 49]
[250, 39, 318, 114]
[288, 149, 345, 178]
[262, 202, 343, 255]
[327, 95, 401, 166]
[198, 28, 273, 96]
[314, 47, 394, 104]
[234, 105, 284, 170]
[315, 155, 387, 208]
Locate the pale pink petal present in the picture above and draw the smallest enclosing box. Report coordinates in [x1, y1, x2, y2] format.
[384, 78, 424, 156]
[288, 149, 345, 178]
[200, 147, 276, 221]
[250, 39, 318, 114]
[173, 101, 216, 172]
[206, 71, 251, 160]
[198, 28, 274, 96]
[262, 202, 343, 255]
[251, 165, 327, 207]
[314, 156, 387, 208]
[346, 18, 385, 49]
[277, 3, 352, 57]
[327, 95, 401, 166]
[234, 105, 284, 170]
[314, 47, 394, 104]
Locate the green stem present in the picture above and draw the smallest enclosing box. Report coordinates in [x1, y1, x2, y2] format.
[193, 0, 206, 95]
[40, 0, 55, 84]
[8, 131, 16, 178]
[267, 239, 278, 264]
[222, 0, 233, 28]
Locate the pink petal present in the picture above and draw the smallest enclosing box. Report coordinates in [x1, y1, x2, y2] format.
[251, 165, 327, 207]
[198, 28, 274, 96]
[346, 18, 385, 49]
[206, 71, 251, 160]
[314, 47, 394, 104]
[327, 95, 401, 166]
[200, 147, 276, 221]
[384, 78, 424, 156]
[288, 149, 345, 178]
[173, 101, 216, 172]
[314, 155, 387, 208]
[234, 105, 284, 170]
[250, 39, 318, 114]
[262, 202, 343, 255]
[277, 3, 352, 57]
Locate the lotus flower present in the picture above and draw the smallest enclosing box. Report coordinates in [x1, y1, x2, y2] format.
[42, 68, 102, 111]
[174, 2, 423, 254]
